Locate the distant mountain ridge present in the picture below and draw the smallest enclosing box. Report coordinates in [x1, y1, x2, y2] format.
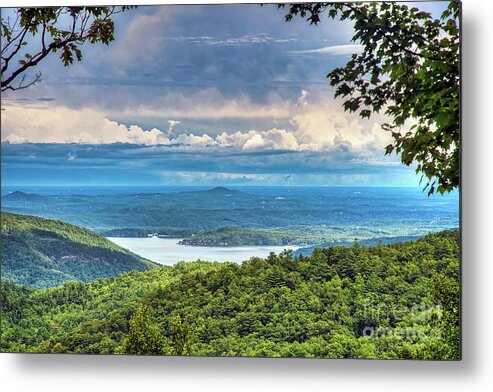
[204, 186, 238, 193]
[1, 187, 459, 246]
[1, 212, 158, 288]
[180, 186, 244, 195]
[2, 191, 45, 202]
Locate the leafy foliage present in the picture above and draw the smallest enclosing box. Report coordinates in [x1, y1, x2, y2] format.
[121, 303, 166, 355]
[1, 230, 460, 359]
[1, 7, 132, 91]
[1, 212, 157, 288]
[279, 2, 460, 195]
[169, 315, 193, 355]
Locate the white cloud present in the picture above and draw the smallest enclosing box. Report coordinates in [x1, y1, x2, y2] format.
[173, 133, 216, 147]
[298, 90, 310, 107]
[167, 120, 181, 134]
[289, 44, 364, 56]
[1, 104, 170, 145]
[1, 92, 394, 164]
[216, 129, 300, 151]
[243, 133, 266, 151]
[4, 133, 27, 144]
[169, 33, 299, 46]
[109, 90, 291, 121]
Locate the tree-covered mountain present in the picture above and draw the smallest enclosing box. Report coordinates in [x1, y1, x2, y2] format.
[1, 230, 460, 359]
[177, 227, 427, 248]
[1, 212, 158, 288]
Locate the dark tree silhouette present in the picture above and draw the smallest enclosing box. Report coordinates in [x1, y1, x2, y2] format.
[1, 7, 132, 92]
[279, 2, 460, 195]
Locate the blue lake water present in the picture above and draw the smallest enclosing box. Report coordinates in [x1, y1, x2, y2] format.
[108, 237, 300, 265]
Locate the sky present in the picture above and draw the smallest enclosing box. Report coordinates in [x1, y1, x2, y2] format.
[0, 3, 446, 187]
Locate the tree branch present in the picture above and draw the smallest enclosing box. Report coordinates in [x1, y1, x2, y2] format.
[1, 24, 30, 74]
[3, 71, 42, 91]
[0, 13, 21, 55]
[2, 38, 65, 90]
[1, 6, 131, 91]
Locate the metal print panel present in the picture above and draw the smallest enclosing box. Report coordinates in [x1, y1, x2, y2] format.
[0, 2, 460, 359]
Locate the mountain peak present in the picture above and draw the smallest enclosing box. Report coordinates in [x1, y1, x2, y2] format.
[205, 186, 242, 195]
[3, 191, 45, 201]
[209, 186, 232, 192]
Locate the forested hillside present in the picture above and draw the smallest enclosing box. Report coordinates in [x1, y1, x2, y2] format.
[1, 212, 157, 288]
[1, 230, 460, 359]
[178, 226, 423, 249]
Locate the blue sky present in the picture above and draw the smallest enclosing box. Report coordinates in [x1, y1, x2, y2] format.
[0, 3, 447, 187]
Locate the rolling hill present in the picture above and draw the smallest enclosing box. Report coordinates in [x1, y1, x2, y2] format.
[1, 212, 158, 288]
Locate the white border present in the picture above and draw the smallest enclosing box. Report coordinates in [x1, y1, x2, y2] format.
[1, 1, 492, 391]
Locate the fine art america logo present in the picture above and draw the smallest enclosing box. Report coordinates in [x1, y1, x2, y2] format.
[361, 300, 444, 340]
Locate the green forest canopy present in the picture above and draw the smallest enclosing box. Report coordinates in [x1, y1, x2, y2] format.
[1, 230, 459, 359]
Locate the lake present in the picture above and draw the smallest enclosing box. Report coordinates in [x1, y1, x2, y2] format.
[108, 237, 300, 265]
